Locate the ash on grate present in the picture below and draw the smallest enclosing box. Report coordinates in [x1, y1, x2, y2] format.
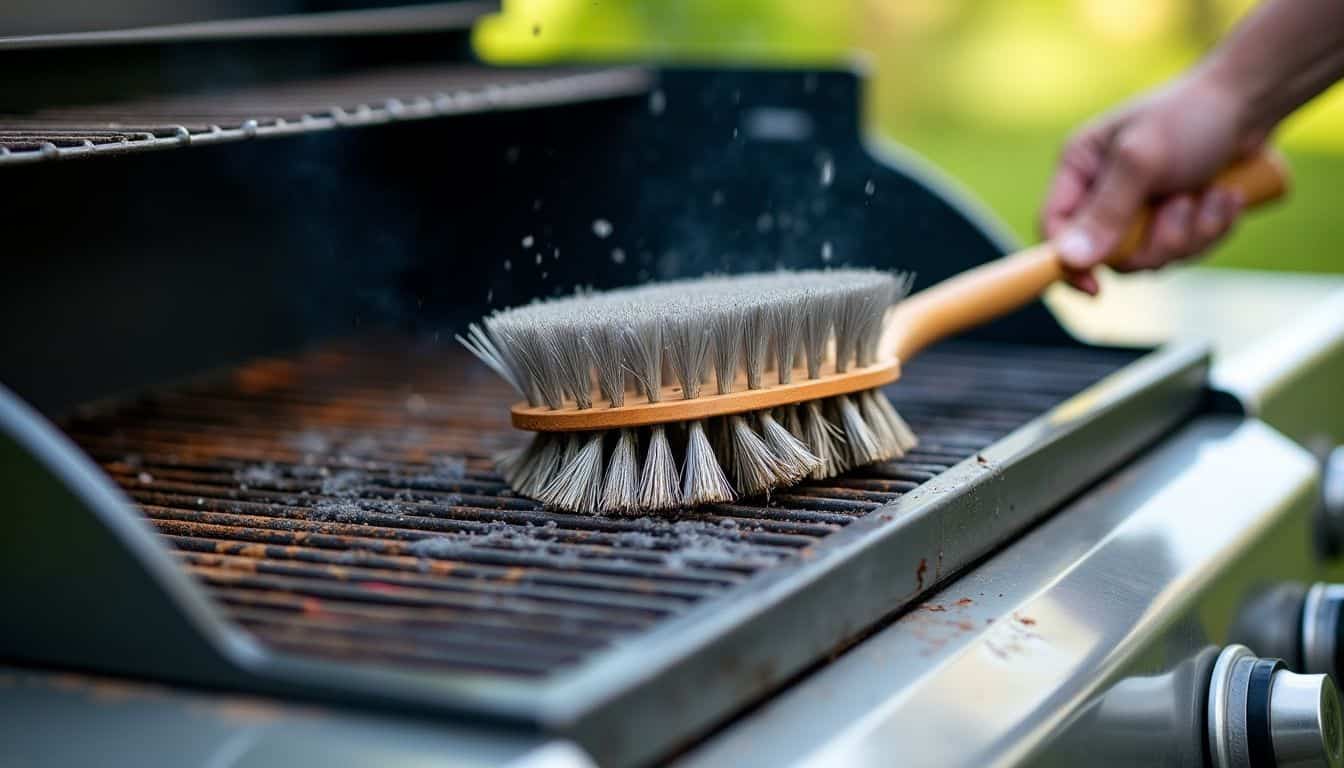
[407, 520, 569, 558]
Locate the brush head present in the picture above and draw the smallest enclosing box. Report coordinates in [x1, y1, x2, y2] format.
[459, 269, 917, 514]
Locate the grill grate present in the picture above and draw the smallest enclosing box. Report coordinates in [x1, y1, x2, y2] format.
[0, 64, 650, 165]
[63, 337, 1130, 679]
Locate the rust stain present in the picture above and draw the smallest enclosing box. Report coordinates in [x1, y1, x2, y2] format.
[361, 580, 405, 594]
[195, 567, 246, 583]
[501, 567, 526, 584]
[955, 597, 973, 607]
[1014, 612, 1037, 626]
[915, 558, 928, 591]
[233, 360, 299, 394]
[427, 560, 458, 576]
[301, 597, 325, 615]
[919, 603, 946, 613]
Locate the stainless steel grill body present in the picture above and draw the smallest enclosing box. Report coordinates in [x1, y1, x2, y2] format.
[2, 334, 1206, 766]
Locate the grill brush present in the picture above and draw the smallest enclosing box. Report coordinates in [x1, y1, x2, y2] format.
[461, 151, 1287, 514]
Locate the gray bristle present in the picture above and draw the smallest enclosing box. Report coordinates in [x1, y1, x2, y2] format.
[600, 429, 639, 514]
[783, 404, 804, 441]
[538, 433, 604, 513]
[834, 394, 884, 466]
[833, 290, 867, 373]
[553, 322, 595, 409]
[857, 276, 908, 366]
[560, 433, 583, 467]
[460, 269, 916, 513]
[801, 294, 834, 379]
[667, 315, 712, 400]
[622, 320, 663, 402]
[858, 389, 898, 453]
[500, 388, 910, 514]
[759, 411, 821, 482]
[507, 433, 563, 497]
[462, 269, 908, 408]
[742, 302, 770, 390]
[726, 414, 787, 496]
[456, 323, 525, 398]
[501, 324, 564, 409]
[711, 308, 744, 395]
[801, 400, 847, 478]
[682, 420, 735, 505]
[868, 388, 919, 453]
[638, 425, 681, 511]
[771, 303, 803, 385]
[587, 325, 625, 407]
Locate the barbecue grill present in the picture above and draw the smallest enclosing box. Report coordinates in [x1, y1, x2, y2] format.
[4, 4, 1344, 767]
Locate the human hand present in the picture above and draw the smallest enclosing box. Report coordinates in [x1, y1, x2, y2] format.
[1041, 71, 1265, 294]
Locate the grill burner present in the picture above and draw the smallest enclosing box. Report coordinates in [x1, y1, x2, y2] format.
[62, 337, 1133, 680]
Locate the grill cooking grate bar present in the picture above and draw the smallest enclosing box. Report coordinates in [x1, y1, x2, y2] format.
[0, 65, 650, 165]
[63, 337, 1131, 679]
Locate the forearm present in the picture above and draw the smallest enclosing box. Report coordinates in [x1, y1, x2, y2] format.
[1202, 0, 1344, 136]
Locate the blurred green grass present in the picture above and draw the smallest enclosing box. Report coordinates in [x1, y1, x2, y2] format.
[477, 0, 1344, 273]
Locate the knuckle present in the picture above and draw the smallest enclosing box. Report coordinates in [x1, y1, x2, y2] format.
[1112, 129, 1164, 178]
[1158, 226, 1187, 253]
[1061, 138, 1093, 168]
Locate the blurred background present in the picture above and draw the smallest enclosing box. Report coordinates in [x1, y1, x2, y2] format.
[476, 0, 1344, 274]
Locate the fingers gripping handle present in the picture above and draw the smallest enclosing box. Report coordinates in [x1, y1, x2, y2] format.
[1109, 149, 1291, 258]
[880, 149, 1290, 362]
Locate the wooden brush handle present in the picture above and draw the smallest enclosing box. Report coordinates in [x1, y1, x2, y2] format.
[880, 149, 1290, 362]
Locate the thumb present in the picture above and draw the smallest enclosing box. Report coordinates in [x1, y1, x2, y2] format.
[1054, 127, 1163, 270]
